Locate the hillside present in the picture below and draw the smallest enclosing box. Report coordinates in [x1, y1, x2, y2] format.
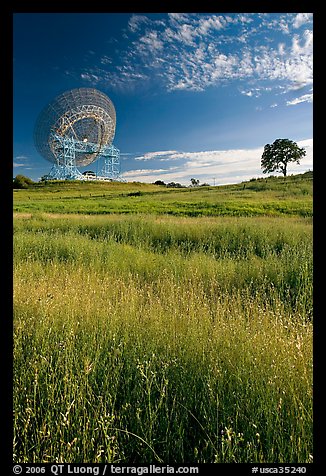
[13, 171, 313, 217]
[14, 170, 313, 463]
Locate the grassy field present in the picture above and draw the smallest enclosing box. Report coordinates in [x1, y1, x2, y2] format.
[13, 173, 313, 464]
[13, 172, 313, 217]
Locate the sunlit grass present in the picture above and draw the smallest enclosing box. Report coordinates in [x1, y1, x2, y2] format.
[13, 173, 312, 217]
[13, 213, 313, 463]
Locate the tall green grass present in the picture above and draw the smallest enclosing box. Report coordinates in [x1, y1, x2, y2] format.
[13, 214, 313, 463]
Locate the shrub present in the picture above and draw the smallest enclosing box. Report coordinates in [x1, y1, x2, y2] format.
[153, 180, 166, 186]
[13, 175, 34, 189]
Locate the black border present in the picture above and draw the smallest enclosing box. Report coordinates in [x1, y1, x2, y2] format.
[6, 3, 321, 474]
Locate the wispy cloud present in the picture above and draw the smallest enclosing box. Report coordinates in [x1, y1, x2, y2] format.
[293, 13, 313, 29]
[128, 15, 150, 33]
[77, 13, 312, 101]
[100, 55, 112, 65]
[122, 167, 178, 178]
[14, 155, 31, 167]
[287, 93, 313, 106]
[135, 150, 179, 161]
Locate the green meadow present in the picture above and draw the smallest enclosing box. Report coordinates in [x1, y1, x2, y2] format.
[13, 173, 313, 463]
[13, 172, 312, 217]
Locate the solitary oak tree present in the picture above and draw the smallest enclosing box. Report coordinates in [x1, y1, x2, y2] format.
[261, 139, 306, 177]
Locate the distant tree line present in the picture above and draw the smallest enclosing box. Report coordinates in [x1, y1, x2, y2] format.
[153, 178, 210, 188]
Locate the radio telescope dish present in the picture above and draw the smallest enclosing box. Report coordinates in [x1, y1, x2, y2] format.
[34, 88, 121, 181]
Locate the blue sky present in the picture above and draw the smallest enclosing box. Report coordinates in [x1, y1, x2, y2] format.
[13, 12, 313, 185]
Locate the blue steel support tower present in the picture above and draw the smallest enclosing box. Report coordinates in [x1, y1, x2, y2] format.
[45, 134, 120, 181]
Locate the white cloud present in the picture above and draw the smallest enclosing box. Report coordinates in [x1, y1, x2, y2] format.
[163, 18, 311, 92]
[100, 55, 112, 65]
[168, 13, 191, 24]
[293, 13, 313, 29]
[122, 167, 178, 177]
[135, 150, 179, 161]
[138, 31, 164, 53]
[78, 13, 313, 98]
[197, 15, 227, 35]
[80, 72, 99, 83]
[14, 155, 31, 167]
[240, 89, 257, 98]
[14, 155, 28, 161]
[128, 15, 149, 32]
[249, 33, 313, 91]
[163, 23, 197, 46]
[235, 14, 254, 25]
[123, 139, 313, 185]
[291, 31, 313, 55]
[169, 148, 264, 170]
[278, 43, 286, 55]
[286, 93, 313, 106]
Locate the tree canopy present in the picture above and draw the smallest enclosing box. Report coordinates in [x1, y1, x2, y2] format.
[190, 178, 200, 187]
[153, 180, 166, 186]
[261, 139, 306, 177]
[13, 174, 34, 189]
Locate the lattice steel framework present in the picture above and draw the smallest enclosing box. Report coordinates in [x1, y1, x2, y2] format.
[34, 88, 121, 180]
[98, 144, 120, 180]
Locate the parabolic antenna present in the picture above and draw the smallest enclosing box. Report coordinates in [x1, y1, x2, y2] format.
[34, 88, 120, 180]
